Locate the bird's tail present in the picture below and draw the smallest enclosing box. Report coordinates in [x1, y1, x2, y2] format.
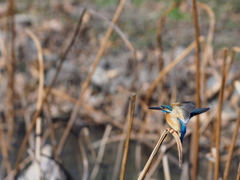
[190, 108, 210, 118]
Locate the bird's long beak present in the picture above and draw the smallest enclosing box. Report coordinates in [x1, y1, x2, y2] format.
[148, 106, 163, 110]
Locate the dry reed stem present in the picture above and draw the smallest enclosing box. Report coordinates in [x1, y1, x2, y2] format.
[6, 0, 15, 168]
[138, 129, 184, 180]
[223, 110, 240, 180]
[4, 156, 31, 180]
[112, 111, 129, 180]
[225, 49, 235, 81]
[90, 125, 112, 180]
[35, 118, 41, 180]
[137, 129, 169, 180]
[145, 137, 185, 179]
[0, 118, 12, 174]
[14, 10, 86, 175]
[237, 163, 240, 180]
[56, 0, 126, 156]
[214, 48, 228, 180]
[144, 36, 205, 105]
[169, 129, 182, 168]
[145, 142, 168, 179]
[197, 2, 215, 106]
[156, 1, 178, 71]
[120, 94, 136, 180]
[191, 0, 201, 178]
[79, 128, 89, 180]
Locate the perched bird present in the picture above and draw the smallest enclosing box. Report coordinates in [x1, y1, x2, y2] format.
[149, 102, 210, 142]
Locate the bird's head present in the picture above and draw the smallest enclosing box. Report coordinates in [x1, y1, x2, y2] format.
[149, 105, 172, 114]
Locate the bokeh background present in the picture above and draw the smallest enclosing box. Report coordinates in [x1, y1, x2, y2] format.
[0, 0, 240, 179]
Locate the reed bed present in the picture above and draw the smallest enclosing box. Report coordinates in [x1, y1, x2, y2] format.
[0, 0, 239, 180]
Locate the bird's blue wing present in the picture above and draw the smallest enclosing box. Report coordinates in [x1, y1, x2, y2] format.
[179, 102, 196, 124]
[177, 118, 186, 142]
[190, 108, 210, 118]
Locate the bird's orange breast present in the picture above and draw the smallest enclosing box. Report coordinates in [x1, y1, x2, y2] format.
[165, 113, 181, 132]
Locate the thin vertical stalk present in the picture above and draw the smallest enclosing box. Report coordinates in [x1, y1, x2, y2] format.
[6, 0, 15, 168]
[191, 0, 201, 179]
[237, 163, 240, 180]
[112, 108, 129, 180]
[120, 94, 136, 180]
[35, 117, 41, 180]
[79, 128, 89, 180]
[223, 110, 240, 180]
[214, 48, 228, 180]
[0, 118, 12, 174]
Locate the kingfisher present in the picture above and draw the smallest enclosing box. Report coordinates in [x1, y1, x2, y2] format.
[149, 102, 210, 142]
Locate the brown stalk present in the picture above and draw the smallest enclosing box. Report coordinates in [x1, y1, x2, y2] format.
[214, 48, 228, 180]
[223, 110, 240, 180]
[225, 49, 235, 81]
[169, 129, 183, 168]
[137, 129, 169, 180]
[14, 9, 87, 175]
[197, 2, 215, 106]
[156, 1, 178, 71]
[120, 94, 136, 180]
[79, 128, 89, 180]
[237, 163, 240, 180]
[144, 36, 205, 105]
[138, 128, 183, 180]
[112, 109, 129, 180]
[6, 0, 15, 170]
[4, 156, 31, 180]
[145, 139, 176, 179]
[56, 0, 126, 156]
[89, 125, 112, 180]
[35, 118, 41, 180]
[0, 118, 12, 174]
[191, 0, 201, 179]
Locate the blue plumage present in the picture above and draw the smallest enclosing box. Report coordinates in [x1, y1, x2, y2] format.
[190, 108, 210, 119]
[149, 102, 210, 142]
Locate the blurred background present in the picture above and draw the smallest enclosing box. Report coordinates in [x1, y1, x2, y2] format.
[0, 0, 239, 179]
